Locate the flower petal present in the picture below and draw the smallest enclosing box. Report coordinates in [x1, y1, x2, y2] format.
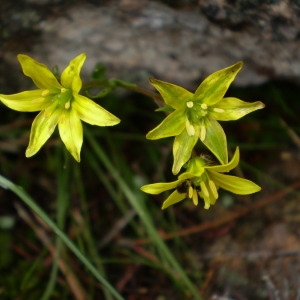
[194, 62, 243, 106]
[17, 54, 62, 91]
[206, 147, 240, 172]
[25, 103, 60, 157]
[202, 118, 228, 164]
[58, 109, 83, 162]
[0, 90, 49, 112]
[150, 78, 193, 109]
[73, 94, 120, 126]
[61, 53, 86, 93]
[162, 191, 186, 209]
[172, 129, 198, 175]
[141, 180, 181, 195]
[210, 97, 265, 121]
[209, 171, 261, 195]
[146, 109, 185, 140]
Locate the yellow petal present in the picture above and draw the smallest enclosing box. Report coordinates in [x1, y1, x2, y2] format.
[73, 94, 120, 126]
[162, 191, 186, 209]
[17, 54, 61, 91]
[25, 103, 60, 157]
[0, 90, 50, 112]
[60, 53, 86, 93]
[58, 109, 83, 162]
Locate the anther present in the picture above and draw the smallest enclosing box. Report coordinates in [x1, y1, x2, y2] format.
[208, 180, 218, 200]
[188, 186, 194, 199]
[186, 120, 195, 136]
[213, 108, 224, 113]
[186, 101, 194, 108]
[200, 181, 209, 198]
[192, 189, 198, 205]
[64, 101, 71, 109]
[200, 125, 206, 141]
[201, 103, 207, 109]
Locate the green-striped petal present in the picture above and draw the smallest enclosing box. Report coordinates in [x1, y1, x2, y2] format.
[146, 109, 185, 140]
[206, 147, 239, 173]
[25, 102, 60, 157]
[0, 90, 49, 112]
[162, 191, 186, 209]
[18, 54, 62, 91]
[73, 94, 120, 126]
[194, 62, 242, 105]
[150, 78, 193, 109]
[201, 118, 228, 164]
[61, 53, 86, 93]
[210, 97, 265, 121]
[58, 108, 83, 162]
[172, 128, 198, 175]
[209, 171, 261, 194]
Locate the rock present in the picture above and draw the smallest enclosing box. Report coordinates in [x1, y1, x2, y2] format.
[1, 0, 300, 91]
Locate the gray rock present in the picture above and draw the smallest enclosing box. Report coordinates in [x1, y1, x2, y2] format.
[1, 0, 300, 91]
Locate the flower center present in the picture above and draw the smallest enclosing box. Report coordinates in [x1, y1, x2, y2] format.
[55, 88, 73, 110]
[185, 101, 210, 139]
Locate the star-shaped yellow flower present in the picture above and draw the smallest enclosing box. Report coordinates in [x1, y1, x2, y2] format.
[141, 147, 261, 209]
[0, 53, 120, 161]
[146, 62, 265, 174]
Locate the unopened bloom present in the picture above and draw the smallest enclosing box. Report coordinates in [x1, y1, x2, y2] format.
[146, 62, 265, 174]
[141, 147, 261, 209]
[0, 53, 120, 161]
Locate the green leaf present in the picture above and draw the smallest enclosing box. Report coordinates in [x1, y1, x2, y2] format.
[150, 78, 193, 109]
[194, 61, 243, 105]
[210, 97, 265, 121]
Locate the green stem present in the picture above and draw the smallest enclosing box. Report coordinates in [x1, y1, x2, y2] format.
[85, 129, 203, 300]
[0, 174, 125, 300]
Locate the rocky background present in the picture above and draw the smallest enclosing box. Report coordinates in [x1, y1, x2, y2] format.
[1, 0, 300, 92]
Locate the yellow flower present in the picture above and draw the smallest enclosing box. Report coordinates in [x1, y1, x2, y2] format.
[146, 62, 264, 174]
[141, 148, 261, 209]
[0, 54, 120, 161]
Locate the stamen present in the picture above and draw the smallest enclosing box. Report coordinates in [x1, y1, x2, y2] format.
[188, 186, 193, 199]
[192, 189, 198, 205]
[200, 181, 209, 198]
[64, 101, 71, 109]
[213, 108, 225, 113]
[201, 103, 207, 109]
[186, 101, 194, 108]
[61, 88, 67, 93]
[208, 180, 218, 200]
[41, 89, 50, 96]
[203, 200, 210, 209]
[186, 119, 195, 136]
[200, 125, 206, 141]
